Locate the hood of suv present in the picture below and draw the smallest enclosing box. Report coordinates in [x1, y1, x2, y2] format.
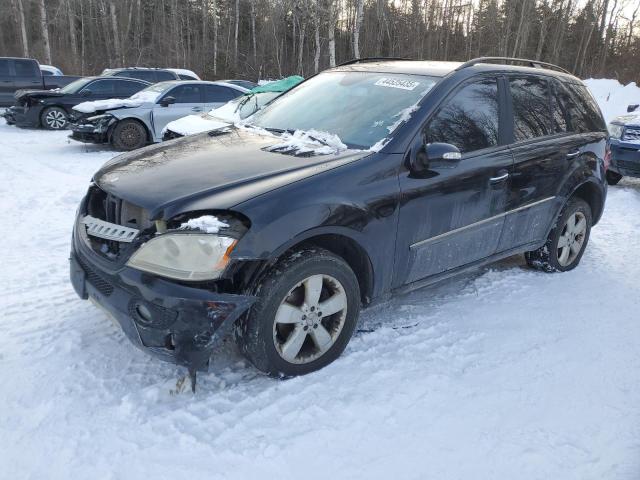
[94, 128, 369, 219]
[15, 89, 64, 102]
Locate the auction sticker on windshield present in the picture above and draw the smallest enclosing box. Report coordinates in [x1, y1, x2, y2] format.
[374, 78, 420, 91]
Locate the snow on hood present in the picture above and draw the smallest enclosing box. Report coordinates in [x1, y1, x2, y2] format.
[73, 90, 161, 114]
[163, 114, 232, 136]
[264, 129, 349, 155]
[179, 215, 228, 233]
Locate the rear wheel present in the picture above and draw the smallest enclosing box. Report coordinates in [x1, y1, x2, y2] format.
[235, 248, 360, 377]
[606, 171, 622, 186]
[40, 106, 68, 130]
[525, 197, 592, 272]
[111, 119, 148, 150]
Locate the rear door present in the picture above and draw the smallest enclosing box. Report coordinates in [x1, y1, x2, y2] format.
[0, 59, 13, 106]
[151, 84, 204, 138]
[394, 76, 513, 286]
[498, 75, 577, 251]
[12, 59, 42, 91]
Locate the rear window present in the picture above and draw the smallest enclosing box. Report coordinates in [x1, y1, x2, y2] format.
[14, 59, 39, 77]
[509, 76, 552, 141]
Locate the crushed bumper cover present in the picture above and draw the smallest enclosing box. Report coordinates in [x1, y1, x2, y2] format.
[2, 105, 41, 128]
[69, 122, 110, 144]
[70, 232, 255, 372]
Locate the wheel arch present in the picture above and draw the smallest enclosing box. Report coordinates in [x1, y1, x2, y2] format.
[569, 180, 605, 225]
[108, 116, 152, 145]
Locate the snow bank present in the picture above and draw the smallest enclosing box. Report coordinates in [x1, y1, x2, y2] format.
[584, 78, 640, 123]
[179, 215, 228, 233]
[265, 129, 348, 155]
[73, 90, 161, 114]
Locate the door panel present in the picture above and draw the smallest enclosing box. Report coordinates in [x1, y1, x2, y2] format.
[394, 77, 513, 287]
[151, 84, 205, 138]
[0, 59, 13, 106]
[11, 59, 42, 91]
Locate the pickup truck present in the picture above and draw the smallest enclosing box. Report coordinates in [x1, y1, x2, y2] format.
[0, 57, 81, 107]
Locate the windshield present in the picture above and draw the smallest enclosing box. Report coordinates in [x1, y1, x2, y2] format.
[131, 81, 176, 102]
[250, 71, 438, 148]
[210, 91, 281, 121]
[60, 78, 94, 94]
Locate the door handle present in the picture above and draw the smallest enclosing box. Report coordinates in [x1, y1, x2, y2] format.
[191, 107, 202, 112]
[566, 150, 580, 159]
[490, 171, 510, 183]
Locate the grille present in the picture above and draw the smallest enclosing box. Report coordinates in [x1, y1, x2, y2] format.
[623, 127, 640, 142]
[77, 255, 114, 297]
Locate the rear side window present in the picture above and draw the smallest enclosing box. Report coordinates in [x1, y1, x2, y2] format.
[550, 80, 571, 134]
[82, 79, 118, 95]
[509, 76, 552, 141]
[156, 71, 176, 82]
[14, 59, 39, 77]
[204, 85, 242, 103]
[0, 59, 9, 76]
[117, 70, 156, 82]
[118, 80, 147, 96]
[562, 83, 606, 133]
[425, 78, 499, 154]
[167, 84, 202, 103]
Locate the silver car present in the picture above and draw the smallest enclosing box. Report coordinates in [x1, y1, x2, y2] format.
[69, 81, 249, 150]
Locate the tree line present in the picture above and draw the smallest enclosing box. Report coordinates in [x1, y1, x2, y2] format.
[1, 0, 639, 82]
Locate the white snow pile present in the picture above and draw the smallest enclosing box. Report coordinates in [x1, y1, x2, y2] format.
[584, 78, 640, 123]
[165, 68, 200, 80]
[265, 129, 348, 155]
[73, 90, 161, 114]
[179, 215, 228, 233]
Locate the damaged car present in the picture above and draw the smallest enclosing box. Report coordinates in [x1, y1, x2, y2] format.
[606, 109, 640, 185]
[70, 58, 608, 388]
[2, 76, 150, 130]
[69, 80, 249, 150]
[162, 75, 303, 140]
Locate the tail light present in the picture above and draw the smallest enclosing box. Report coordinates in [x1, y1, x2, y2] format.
[604, 145, 611, 171]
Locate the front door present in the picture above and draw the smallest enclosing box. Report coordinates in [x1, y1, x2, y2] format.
[151, 84, 205, 139]
[394, 76, 513, 287]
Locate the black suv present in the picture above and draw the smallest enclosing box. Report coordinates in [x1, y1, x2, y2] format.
[70, 57, 608, 386]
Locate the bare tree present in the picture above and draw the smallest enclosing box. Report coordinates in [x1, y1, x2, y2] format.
[37, 0, 52, 64]
[353, 0, 365, 58]
[13, 0, 29, 58]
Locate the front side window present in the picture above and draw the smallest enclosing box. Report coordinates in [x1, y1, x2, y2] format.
[251, 71, 438, 149]
[510, 76, 552, 141]
[166, 84, 202, 103]
[425, 78, 499, 154]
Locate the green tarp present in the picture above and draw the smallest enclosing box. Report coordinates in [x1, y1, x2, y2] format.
[250, 75, 304, 94]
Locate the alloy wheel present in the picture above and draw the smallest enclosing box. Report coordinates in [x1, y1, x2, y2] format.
[273, 274, 348, 364]
[557, 211, 587, 267]
[45, 109, 67, 129]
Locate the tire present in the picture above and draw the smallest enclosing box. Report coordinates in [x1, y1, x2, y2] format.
[606, 171, 622, 186]
[525, 197, 592, 272]
[235, 248, 361, 377]
[40, 106, 68, 130]
[111, 119, 148, 151]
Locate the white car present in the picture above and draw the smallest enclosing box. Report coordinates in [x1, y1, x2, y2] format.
[69, 80, 249, 150]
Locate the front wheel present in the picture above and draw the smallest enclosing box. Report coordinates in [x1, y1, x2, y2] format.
[111, 119, 148, 150]
[235, 248, 360, 377]
[525, 197, 592, 272]
[40, 106, 68, 130]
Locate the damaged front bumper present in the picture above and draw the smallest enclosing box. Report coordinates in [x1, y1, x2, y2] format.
[69, 116, 115, 144]
[70, 226, 255, 372]
[2, 105, 42, 128]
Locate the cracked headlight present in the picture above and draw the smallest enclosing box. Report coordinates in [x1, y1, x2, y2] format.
[126, 234, 237, 281]
[86, 114, 114, 123]
[608, 123, 624, 139]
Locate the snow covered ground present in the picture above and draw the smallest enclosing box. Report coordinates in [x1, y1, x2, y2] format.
[1, 109, 640, 479]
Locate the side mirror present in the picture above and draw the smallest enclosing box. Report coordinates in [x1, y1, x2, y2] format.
[627, 104, 639, 113]
[408, 142, 461, 175]
[80, 89, 91, 97]
[160, 96, 176, 107]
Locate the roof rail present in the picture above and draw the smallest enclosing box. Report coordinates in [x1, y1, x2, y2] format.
[337, 57, 414, 67]
[455, 57, 571, 74]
